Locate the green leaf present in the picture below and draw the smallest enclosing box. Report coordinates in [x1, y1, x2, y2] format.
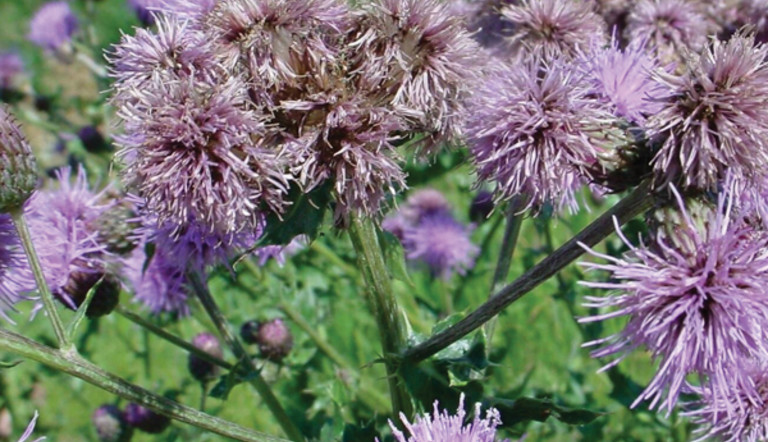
[257, 181, 333, 247]
[209, 360, 260, 400]
[488, 396, 603, 427]
[378, 230, 414, 285]
[0, 360, 22, 369]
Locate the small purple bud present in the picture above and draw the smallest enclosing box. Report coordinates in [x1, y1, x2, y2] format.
[240, 319, 260, 345]
[77, 126, 111, 154]
[92, 404, 132, 442]
[123, 403, 170, 434]
[469, 190, 494, 223]
[55, 268, 121, 318]
[256, 319, 293, 362]
[0, 107, 37, 213]
[188, 332, 223, 382]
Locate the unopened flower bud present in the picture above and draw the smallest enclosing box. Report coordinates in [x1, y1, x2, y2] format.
[56, 267, 121, 317]
[239, 319, 260, 344]
[256, 318, 293, 362]
[92, 404, 132, 442]
[0, 106, 37, 213]
[92, 201, 139, 255]
[469, 190, 494, 223]
[123, 403, 170, 434]
[77, 126, 112, 154]
[188, 332, 223, 382]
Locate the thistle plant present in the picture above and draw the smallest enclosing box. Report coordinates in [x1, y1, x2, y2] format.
[4, 1, 768, 441]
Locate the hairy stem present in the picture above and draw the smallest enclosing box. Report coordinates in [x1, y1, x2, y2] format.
[9, 209, 70, 349]
[403, 181, 654, 363]
[0, 327, 287, 441]
[188, 272, 305, 442]
[348, 216, 413, 419]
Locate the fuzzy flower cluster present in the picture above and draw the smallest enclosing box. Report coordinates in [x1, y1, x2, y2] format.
[384, 189, 478, 279]
[110, 0, 482, 243]
[579, 182, 768, 424]
[27, 1, 78, 53]
[380, 394, 508, 442]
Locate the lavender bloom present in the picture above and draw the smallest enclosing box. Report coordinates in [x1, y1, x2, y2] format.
[27, 2, 78, 52]
[686, 358, 768, 442]
[0, 216, 30, 322]
[115, 75, 288, 238]
[253, 235, 307, 266]
[18, 411, 44, 442]
[578, 39, 669, 124]
[25, 167, 113, 311]
[465, 57, 612, 212]
[729, 0, 768, 44]
[352, 0, 482, 144]
[645, 34, 768, 191]
[159, 0, 218, 19]
[0, 52, 23, 90]
[382, 393, 507, 442]
[578, 186, 768, 414]
[399, 188, 452, 224]
[402, 213, 479, 279]
[501, 0, 607, 59]
[625, 0, 713, 62]
[122, 240, 190, 315]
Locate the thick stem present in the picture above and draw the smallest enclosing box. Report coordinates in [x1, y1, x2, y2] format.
[403, 182, 654, 363]
[0, 327, 287, 441]
[9, 209, 70, 349]
[188, 272, 305, 442]
[348, 216, 413, 419]
[115, 306, 233, 371]
[484, 196, 527, 346]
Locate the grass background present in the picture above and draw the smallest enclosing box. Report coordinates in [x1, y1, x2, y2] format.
[0, 1, 693, 441]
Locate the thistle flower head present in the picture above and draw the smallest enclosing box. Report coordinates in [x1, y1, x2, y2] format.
[402, 212, 478, 280]
[466, 57, 612, 212]
[625, 0, 713, 61]
[578, 184, 768, 414]
[122, 240, 191, 316]
[115, 75, 288, 237]
[27, 1, 78, 52]
[0, 52, 23, 90]
[92, 404, 132, 442]
[383, 393, 507, 442]
[352, 0, 483, 145]
[255, 318, 293, 361]
[501, 0, 607, 59]
[188, 332, 223, 381]
[686, 358, 768, 442]
[127, 0, 163, 26]
[400, 188, 452, 223]
[646, 34, 768, 191]
[578, 39, 670, 123]
[0, 107, 37, 213]
[123, 404, 170, 434]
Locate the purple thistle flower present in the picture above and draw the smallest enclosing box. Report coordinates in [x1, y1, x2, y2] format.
[159, 0, 218, 19]
[450, 0, 517, 50]
[127, 0, 163, 26]
[0, 215, 31, 322]
[108, 14, 221, 98]
[402, 212, 478, 280]
[578, 184, 768, 414]
[625, 0, 714, 62]
[465, 56, 612, 212]
[0, 52, 23, 90]
[578, 39, 670, 123]
[399, 188, 452, 224]
[645, 34, 768, 191]
[686, 358, 768, 442]
[115, 75, 288, 238]
[382, 393, 507, 442]
[25, 167, 114, 311]
[501, 0, 607, 59]
[122, 241, 190, 316]
[27, 1, 79, 53]
[352, 0, 483, 145]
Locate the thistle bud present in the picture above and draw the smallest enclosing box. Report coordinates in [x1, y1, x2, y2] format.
[92, 404, 133, 442]
[92, 200, 139, 255]
[123, 403, 170, 434]
[256, 318, 293, 362]
[188, 332, 223, 382]
[239, 319, 260, 344]
[56, 267, 121, 318]
[0, 107, 37, 213]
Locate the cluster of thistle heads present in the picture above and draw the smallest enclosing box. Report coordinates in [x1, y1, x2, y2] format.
[4, 0, 768, 440]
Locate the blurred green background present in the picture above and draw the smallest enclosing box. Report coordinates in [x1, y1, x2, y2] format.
[0, 1, 692, 441]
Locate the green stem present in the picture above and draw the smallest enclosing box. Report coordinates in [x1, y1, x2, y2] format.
[188, 272, 305, 442]
[115, 306, 233, 371]
[9, 209, 70, 349]
[348, 215, 413, 419]
[0, 327, 287, 441]
[403, 181, 654, 363]
[483, 196, 527, 346]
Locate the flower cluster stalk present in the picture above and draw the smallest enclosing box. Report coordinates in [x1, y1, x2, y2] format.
[403, 181, 654, 363]
[348, 215, 413, 419]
